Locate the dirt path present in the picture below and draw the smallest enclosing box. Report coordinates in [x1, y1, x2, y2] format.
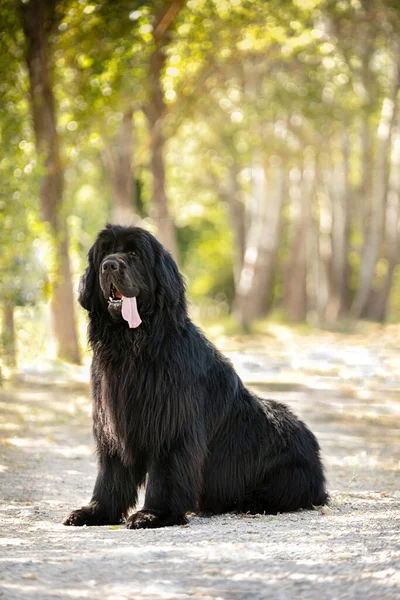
[1, 333, 399, 599]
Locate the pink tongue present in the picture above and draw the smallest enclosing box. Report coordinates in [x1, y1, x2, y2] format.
[121, 296, 142, 328]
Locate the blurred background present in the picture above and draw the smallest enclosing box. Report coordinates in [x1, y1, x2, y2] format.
[1, 0, 400, 371]
[1, 5, 400, 594]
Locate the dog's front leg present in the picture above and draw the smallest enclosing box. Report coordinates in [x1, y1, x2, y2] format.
[127, 438, 204, 529]
[63, 453, 146, 526]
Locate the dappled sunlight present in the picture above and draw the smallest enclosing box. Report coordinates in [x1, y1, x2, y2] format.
[1, 0, 400, 596]
[6, 436, 93, 461]
[0, 331, 399, 598]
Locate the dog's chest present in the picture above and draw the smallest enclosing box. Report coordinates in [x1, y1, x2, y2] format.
[90, 357, 145, 463]
[92, 355, 188, 460]
[93, 358, 156, 458]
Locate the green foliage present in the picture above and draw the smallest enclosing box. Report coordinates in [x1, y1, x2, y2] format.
[0, 7, 49, 308]
[1, 0, 400, 365]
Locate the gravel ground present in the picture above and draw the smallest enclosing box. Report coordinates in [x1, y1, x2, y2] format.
[1, 332, 400, 599]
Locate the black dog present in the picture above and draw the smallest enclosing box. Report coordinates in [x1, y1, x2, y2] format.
[63, 225, 327, 529]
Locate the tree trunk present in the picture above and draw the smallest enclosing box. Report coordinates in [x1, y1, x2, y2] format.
[21, 0, 80, 364]
[234, 154, 285, 330]
[108, 105, 138, 226]
[148, 106, 178, 259]
[326, 133, 351, 319]
[359, 30, 373, 242]
[367, 261, 397, 322]
[1, 302, 16, 368]
[284, 156, 315, 322]
[52, 230, 82, 363]
[223, 163, 245, 288]
[142, 2, 183, 261]
[311, 200, 330, 323]
[365, 119, 400, 321]
[352, 74, 400, 319]
[360, 116, 371, 241]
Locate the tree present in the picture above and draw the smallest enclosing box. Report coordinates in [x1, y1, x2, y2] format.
[0, 1, 47, 368]
[3, 0, 400, 352]
[142, 1, 183, 260]
[59, 0, 183, 255]
[20, 0, 80, 363]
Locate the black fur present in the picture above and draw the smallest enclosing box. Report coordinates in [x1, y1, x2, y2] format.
[63, 225, 327, 529]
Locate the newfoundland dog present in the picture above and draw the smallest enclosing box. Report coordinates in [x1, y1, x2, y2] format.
[63, 225, 327, 529]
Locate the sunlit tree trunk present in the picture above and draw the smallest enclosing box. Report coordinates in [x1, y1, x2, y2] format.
[353, 73, 400, 319]
[326, 134, 351, 318]
[234, 154, 285, 329]
[143, 1, 183, 261]
[1, 301, 16, 368]
[147, 102, 178, 259]
[284, 155, 315, 322]
[104, 105, 138, 226]
[312, 203, 330, 323]
[366, 118, 400, 321]
[21, 0, 80, 364]
[360, 117, 371, 241]
[221, 163, 245, 288]
[359, 32, 373, 242]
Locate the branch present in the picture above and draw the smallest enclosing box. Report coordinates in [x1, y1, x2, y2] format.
[153, 0, 185, 42]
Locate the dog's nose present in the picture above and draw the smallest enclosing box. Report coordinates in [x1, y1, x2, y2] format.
[102, 258, 119, 272]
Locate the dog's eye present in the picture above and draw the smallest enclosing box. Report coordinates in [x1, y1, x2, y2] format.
[129, 251, 137, 257]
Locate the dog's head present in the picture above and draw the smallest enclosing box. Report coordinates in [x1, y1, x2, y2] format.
[79, 225, 186, 329]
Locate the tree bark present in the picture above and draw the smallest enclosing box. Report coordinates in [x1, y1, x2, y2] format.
[326, 133, 351, 319]
[352, 72, 400, 319]
[311, 196, 330, 323]
[220, 163, 245, 288]
[142, 1, 183, 261]
[284, 156, 315, 322]
[360, 116, 371, 241]
[21, 0, 80, 364]
[147, 100, 178, 259]
[365, 118, 400, 321]
[1, 302, 16, 368]
[105, 105, 138, 226]
[234, 154, 285, 329]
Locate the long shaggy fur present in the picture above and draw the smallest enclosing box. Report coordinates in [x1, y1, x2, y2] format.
[63, 225, 327, 529]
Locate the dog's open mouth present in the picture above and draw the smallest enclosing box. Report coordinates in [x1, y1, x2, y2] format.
[108, 283, 122, 304]
[107, 283, 142, 329]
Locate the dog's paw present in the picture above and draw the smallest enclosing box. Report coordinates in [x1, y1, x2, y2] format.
[63, 503, 110, 526]
[126, 509, 187, 529]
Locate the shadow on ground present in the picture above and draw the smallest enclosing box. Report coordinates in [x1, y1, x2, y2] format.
[1, 333, 399, 599]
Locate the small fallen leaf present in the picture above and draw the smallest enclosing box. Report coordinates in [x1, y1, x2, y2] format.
[22, 573, 37, 580]
[319, 505, 332, 515]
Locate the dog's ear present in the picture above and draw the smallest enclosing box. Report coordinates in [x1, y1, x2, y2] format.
[78, 247, 96, 312]
[154, 244, 186, 315]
